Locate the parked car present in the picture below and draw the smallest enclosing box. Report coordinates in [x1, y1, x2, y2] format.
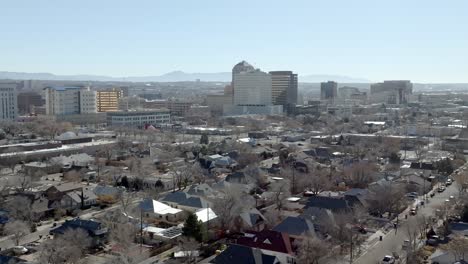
[410, 208, 417, 215]
[446, 179, 452, 186]
[438, 186, 446, 192]
[12, 246, 28, 255]
[382, 255, 395, 264]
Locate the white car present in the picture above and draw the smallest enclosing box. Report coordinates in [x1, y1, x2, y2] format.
[12, 246, 28, 255]
[382, 255, 395, 264]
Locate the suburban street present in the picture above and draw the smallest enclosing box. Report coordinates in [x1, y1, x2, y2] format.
[355, 182, 459, 263]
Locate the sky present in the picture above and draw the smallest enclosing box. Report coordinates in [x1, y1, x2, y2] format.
[1, 0, 467, 83]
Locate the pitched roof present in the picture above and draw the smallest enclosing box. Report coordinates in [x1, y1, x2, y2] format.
[66, 188, 98, 204]
[161, 192, 210, 209]
[51, 218, 107, 237]
[239, 208, 266, 227]
[213, 244, 279, 264]
[236, 230, 293, 254]
[49, 182, 83, 193]
[195, 208, 217, 223]
[273, 216, 315, 237]
[139, 198, 183, 215]
[305, 196, 350, 212]
[93, 185, 122, 197]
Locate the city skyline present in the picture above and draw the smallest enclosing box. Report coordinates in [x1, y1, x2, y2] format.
[1, 0, 468, 83]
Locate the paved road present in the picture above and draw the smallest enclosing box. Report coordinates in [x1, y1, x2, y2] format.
[355, 183, 458, 264]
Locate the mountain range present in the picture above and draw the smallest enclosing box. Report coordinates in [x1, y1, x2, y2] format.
[0, 70, 371, 83]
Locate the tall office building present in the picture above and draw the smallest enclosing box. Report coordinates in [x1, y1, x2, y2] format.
[17, 91, 44, 114]
[45, 86, 97, 115]
[370, 80, 412, 104]
[270, 71, 298, 112]
[96, 89, 122, 112]
[0, 82, 18, 120]
[233, 69, 272, 106]
[223, 61, 283, 115]
[320, 81, 338, 103]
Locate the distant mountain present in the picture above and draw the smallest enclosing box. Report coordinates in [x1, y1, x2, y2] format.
[300, 74, 371, 83]
[0, 70, 370, 83]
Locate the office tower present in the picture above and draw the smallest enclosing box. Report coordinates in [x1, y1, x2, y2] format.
[223, 61, 282, 115]
[0, 82, 18, 120]
[96, 89, 123, 112]
[233, 69, 272, 106]
[270, 71, 298, 112]
[320, 81, 338, 102]
[44, 86, 97, 115]
[370, 80, 413, 104]
[232, 61, 255, 85]
[17, 91, 44, 114]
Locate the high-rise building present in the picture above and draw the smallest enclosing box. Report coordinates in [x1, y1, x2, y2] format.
[0, 82, 18, 120]
[320, 81, 338, 102]
[370, 80, 412, 104]
[224, 61, 283, 115]
[96, 89, 122, 112]
[17, 91, 44, 114]
[233, 69, 272, 106]
[44, 86, 97, 115]
[270, 71, 298, 112]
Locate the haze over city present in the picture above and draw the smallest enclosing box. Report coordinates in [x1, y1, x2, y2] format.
[1, 0, 468, 82]
[2, 1, 468, 264]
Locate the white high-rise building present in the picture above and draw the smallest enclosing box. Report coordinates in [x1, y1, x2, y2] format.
[224, 61, 283, 116]
[233, 69, 272, 106]
[0, 82, 18, 121]
[45, 86, 97, 115]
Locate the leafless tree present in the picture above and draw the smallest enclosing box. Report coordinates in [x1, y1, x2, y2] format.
[39, 228, 91, 264]
[368, 183, 406, 218]
[302, 169, 331, 196]
[343, 162, 377, 188]
[4, 220, 30, 246]
[441, 235, 468, 261]
[63, 170, 83, 182]
[295, 236, 331, 264]
[405, 218, 420, 262]
[5, 196, 32, 223]
[213, 187, 245, 231]
[455, 171, 468, 195]
[270, 181, 290, 211]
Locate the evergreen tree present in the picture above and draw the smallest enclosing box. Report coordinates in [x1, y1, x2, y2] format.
[200, 134, 209, 145]
[183, 213, 202, 242]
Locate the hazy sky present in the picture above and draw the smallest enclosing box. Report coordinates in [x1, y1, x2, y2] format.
[1, 0, 467, 82]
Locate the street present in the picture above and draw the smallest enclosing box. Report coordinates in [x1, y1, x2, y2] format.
[355, 182, 459, 264]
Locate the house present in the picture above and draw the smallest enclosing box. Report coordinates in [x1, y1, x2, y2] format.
[50, 218, 108, 246]
[450, 222, 468, 237]
[301, 207, 335, 232]
[45, 183, 83, 201]
[195, 208, 218, 224]
[139, 198, 185, 223]
[160, 192, 211, 213]
[273, 215, 316, 239]
[0, 255, 27, 264]
[236, 230, 293, 255]
[143, 226, 183, 241]
[238, 208, 266, 231]
[93, 185, 122, 204]
[212, 244, 281, 264]
[305, 196, 352, 213]
[430, 249, 468, 264]
[60, 187, 98, 211]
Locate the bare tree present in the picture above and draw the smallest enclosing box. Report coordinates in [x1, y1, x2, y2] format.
[455, 171, 468, 195]
[405, 218, 420, 263]
[295, 236, 331, 264]
[4, 220, 30, 246]
[368, 183, 406, 218]
[39, 228, 92, 264]
[213, 187, 245, 231]
[303, 169, 331, 196]
[63, 170, 83, 182]
[343, 162, 377, 188]
[270, 181, 290, 211]
[441, 235, 468, 261]
[5, 196, 32, 223]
